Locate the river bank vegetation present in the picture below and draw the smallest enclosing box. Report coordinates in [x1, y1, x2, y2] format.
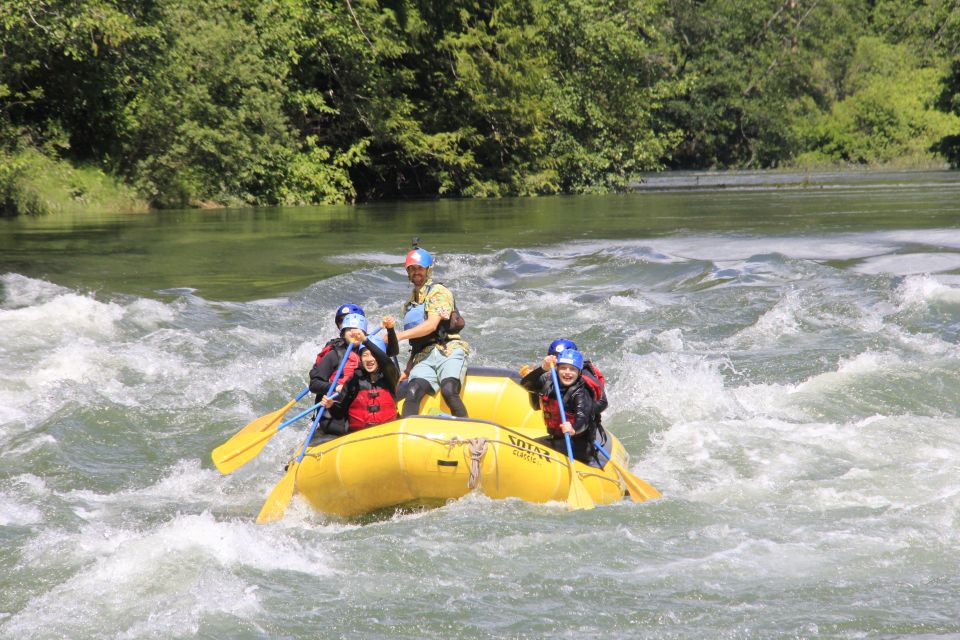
[2, 0, 959, 215]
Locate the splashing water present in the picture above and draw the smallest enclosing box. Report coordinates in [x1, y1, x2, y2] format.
[2, 180, 960, 638]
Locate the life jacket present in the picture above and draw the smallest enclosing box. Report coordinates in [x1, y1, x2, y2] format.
[583, 361, 606, 394]
[314, 339, 359, 384]
[540, 370, 605, 436]
[581, 363, 605, 402]
[403, 283, 461, 354]
[539, 385, 576, 436]
[347, 377, 398, 430]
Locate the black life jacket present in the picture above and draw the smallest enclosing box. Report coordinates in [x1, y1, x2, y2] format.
[403, 283, 463, 355]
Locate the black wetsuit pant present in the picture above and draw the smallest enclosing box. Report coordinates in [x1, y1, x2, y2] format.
[537, 429, 607, 468]
[400, 377, 468, 418]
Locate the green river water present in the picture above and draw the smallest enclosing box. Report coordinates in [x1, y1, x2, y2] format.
[2, 170, 960, 639]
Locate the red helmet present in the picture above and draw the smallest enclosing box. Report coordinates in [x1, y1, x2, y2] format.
[404, 248, 433, 268]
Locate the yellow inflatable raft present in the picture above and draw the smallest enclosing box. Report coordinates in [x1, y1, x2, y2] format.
[291, 368, 655, 518]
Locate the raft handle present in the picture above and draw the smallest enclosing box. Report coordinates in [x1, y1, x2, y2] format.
[437, 460, 458, 467]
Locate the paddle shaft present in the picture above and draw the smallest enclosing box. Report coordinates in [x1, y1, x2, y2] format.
[549, 366, 577, 464]
[261, 328, 380, 458]
[212, 386, 313, 473]
[593, 439, 614, 463]
[296, 342, 355, 462]
[276, 327, 381, 434]
[277, 328, 380, 432]
[275, 400, 322, 432]
[549, 366, 595, 510]
[594, 439, 661, 501]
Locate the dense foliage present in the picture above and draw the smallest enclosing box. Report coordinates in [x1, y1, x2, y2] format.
[1, 0, 958, 213]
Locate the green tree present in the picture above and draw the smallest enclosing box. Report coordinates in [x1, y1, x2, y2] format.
[537, 0, 683, 191]
[5, 0, 956, 213]
[285, 0, 555, 198]
[287, 0, 683, 198]
[119, 1, 299, 206]
[795, 37, 960, 165]
[663, 0, 868, 168]
[870, 0, 960, 60]
[0, 0, 142, 156]
[933, 58, 960, 167]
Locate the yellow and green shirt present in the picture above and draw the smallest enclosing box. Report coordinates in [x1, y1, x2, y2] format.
[404, 280, 469, 364]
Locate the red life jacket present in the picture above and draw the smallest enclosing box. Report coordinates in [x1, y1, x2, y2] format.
[581, 362, 607, 426]
[539, 369, 604, 435]
[314, 340, 359, 384]
[539, 393, 573, 435]
[347, 378, 398, 430]
[583, 362, 606, 396]
[581, 366, 604, 402]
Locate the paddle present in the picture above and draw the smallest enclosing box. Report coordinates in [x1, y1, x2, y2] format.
[254, 405, 322, 524]
[211, 386, 310, 473]
[212, 328, 384, 475]
[211, 399, 323, 474]
[593, 439, 661, 502]
[549, 366, 595, 511]
[256, 342, 356, 523]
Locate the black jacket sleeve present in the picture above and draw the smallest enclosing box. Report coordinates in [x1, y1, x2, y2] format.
[593, 385, 608, 416]
[519, 366, 547, 411]
[385, 327, 399, 358]
[565, 382, 595, 436]
[519, 366, 546, 391]
[309, 349, 341, 397]
[306, 350, 350, 435]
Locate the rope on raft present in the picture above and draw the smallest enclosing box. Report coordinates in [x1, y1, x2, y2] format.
[301, 431, 612, 492]
[460, 437, 491, 491]
[441, 436, 492, 490]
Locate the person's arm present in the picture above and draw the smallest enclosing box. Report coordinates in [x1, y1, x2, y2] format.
[329, 375, 357, 417]
[565, 386, 594, 436]
[378, 316, 400, 357]
[397, 354, 416, 382]
[518, 366, 546, 391]
[594, 387, 608, 415]
[527, 393, 540, 411]
[364, 337, 400, 391]
[385, 326, 399, 357]
[519, 367, 548, 411]
[395, 313, 441, 342]
[309, 351, 339, 396]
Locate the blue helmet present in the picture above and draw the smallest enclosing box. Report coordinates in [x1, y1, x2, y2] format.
[339, 313, 367, 333]
[359, 335, 387, 353]
[557, 349, 584, 371]
[335, 303, 364, 327]
[547, 338, 578, 357]
[404, 248, 433, 269]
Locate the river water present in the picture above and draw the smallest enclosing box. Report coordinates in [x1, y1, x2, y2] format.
[2, 171, 960, 638]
